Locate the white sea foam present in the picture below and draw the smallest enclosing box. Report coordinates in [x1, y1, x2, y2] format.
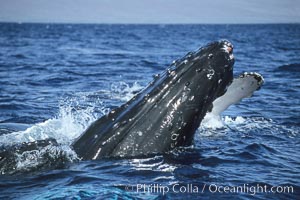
[199, 115, 297, 138]
[14, 145, 78, 172]
[201, 112, 224, 130]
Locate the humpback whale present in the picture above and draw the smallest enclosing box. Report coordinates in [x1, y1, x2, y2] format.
[0, 40, 265, 174]
[72, 40, 235, 160]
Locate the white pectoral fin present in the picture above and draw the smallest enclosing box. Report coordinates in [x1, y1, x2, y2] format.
[205, 72, 264, 122]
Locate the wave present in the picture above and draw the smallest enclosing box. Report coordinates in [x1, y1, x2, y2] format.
[10, 54, 27, 59]
[275, 63, 300, 72]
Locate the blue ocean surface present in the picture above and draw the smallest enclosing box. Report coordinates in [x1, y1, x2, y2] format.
[0, 23, 299, 199]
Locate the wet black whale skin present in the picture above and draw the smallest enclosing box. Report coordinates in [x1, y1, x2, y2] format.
[72, 40, 234, 160]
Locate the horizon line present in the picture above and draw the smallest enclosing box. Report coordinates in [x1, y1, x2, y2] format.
[0, 21, 299, 25]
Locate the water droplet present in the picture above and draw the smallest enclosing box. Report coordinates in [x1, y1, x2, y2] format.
[189, 96, 195, 101]
[137, 131, 143, 136]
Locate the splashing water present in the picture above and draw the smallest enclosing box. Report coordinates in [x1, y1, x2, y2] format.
[0, 97, 100, 146]
[0, 82, 143, 146]
[0, 82, 145, 174]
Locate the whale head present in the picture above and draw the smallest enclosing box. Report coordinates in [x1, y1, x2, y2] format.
[170, 40, 234, 102]
[72, 40, 235, 159]
[151, 40, 234, 148]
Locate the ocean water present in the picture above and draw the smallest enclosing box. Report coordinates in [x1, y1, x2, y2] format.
[0, 23, 299, 199]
